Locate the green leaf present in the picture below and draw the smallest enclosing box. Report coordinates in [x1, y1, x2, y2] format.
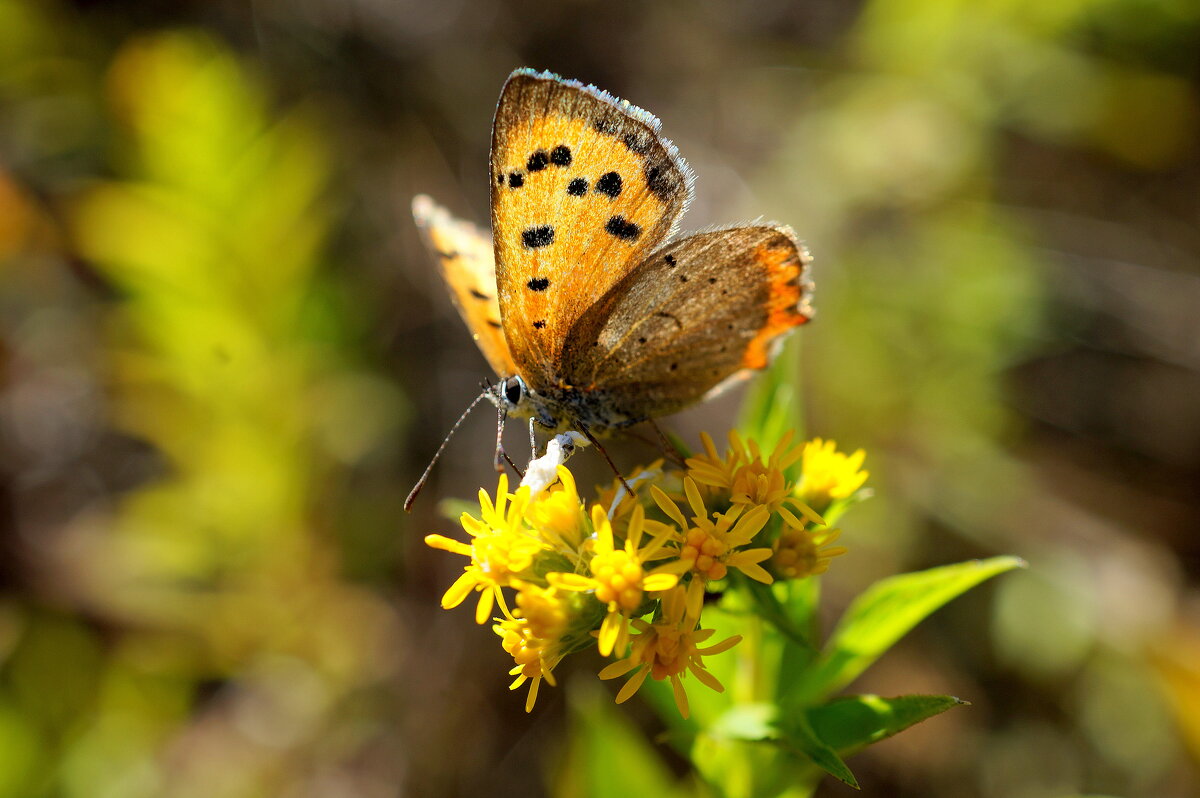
[780, 712, 860, 790]
[808, 694, 967, 753]
[558, 684, 691, 798]
[711, 703, 778, 741]
[792, 556, 1024, 704]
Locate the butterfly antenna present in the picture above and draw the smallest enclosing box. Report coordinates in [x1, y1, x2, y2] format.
[577, 423, 636, 498]
[404, 389, 491, 512]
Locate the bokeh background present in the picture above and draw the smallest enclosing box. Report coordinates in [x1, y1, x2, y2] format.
[1, 0, 1198, 796]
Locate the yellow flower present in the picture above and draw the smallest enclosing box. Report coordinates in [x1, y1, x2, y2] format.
[685, 430, 748, 493]
[425, 473, 545, 624]
[492, 580, 573, 712]
[599, 586, 742, 719]
[527, 465, 587, 553]
[495, 615, 560, 713]
[652, 477, 775, 619]
[771, 522, 848, 579]
[511, 579, 569, 645]
[797, 438, 868, 512]
[688, 430, 824, 525]
[550, 503, 684, 656]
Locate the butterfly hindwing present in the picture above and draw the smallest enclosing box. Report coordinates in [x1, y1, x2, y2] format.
[559, 226, 813, 420]
[490, 69, 694, 394]
[412, 194, 517, 377]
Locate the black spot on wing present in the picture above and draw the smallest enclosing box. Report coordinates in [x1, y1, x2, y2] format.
[644, 161, 681, 201]
[567, 178, 588, 196]
[527, 150, 548, 171]
[550, 145, 572, 166]
[522, 226, 555, 248]
[496, 174, 505, 185]
[593, 114, 620, 136]
[605, 215, 641, 241]
[595, 171, 622, 198]
[533, 320, 546, 329]
[527, 277, 549, 291]
[622, 131, 652, 155]
[508, 172, 524, 188]
[664, 254, 676, 266]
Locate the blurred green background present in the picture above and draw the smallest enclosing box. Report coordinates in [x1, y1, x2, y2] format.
[1, 0, 1197, 796]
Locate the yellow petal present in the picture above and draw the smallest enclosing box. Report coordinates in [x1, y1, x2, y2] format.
[441, 571, 476, 609]
[697, 634, 742, 656]
[690, 664, 725, 693]
[644, 573, 680, 591]
[547, 572, 595, 591]
[474, 587, 496, 624]
[599, 658, 639, 680]
[651, 485, 687, 530]
[671, 675, 691, 719]
[736, 561, 774, 584]
[598, 610, 623, 657]
[425, 534, 471, 555]
[615, 666, 649, 704]
[524, 678, 540, 713]
[683, 477, 706, 519]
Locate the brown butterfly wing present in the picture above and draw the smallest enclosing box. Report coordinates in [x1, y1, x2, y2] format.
[490, 69, 694, 394]
[560, 226, 813, 420]
[412, 194, 517, 377]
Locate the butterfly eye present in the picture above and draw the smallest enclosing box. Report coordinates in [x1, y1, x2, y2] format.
[503, 376, 524, 406]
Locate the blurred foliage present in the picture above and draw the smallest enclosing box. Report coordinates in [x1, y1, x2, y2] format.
[0, 0, 1197, 795]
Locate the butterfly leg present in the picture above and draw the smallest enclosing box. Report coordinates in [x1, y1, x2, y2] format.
[646, 418, 687, 467]
[488, 403, 526, 478]
[528, 417, 540, 460]
[577, 423, 636, 498]
[492, 400, 509, 472]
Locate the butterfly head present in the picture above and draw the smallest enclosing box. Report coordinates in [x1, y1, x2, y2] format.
[490, 374, 571, 432]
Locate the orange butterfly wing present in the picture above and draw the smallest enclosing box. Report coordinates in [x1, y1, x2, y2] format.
[412, 194, 517, 377]
[489, 69, 694, 395]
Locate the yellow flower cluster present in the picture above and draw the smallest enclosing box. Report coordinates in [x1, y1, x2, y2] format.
[425, 431, 867, 716]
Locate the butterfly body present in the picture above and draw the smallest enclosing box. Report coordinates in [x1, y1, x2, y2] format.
[414, 69, 812, 441]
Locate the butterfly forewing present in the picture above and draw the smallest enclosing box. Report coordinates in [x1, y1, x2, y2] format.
[560, 226, 813, 419]
[490, 69, 694, 393]
[412, 194, 517, 377]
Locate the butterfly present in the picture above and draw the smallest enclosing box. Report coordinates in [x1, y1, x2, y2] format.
[408, 69, 813, 505]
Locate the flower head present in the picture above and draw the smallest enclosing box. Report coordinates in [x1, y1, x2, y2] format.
[425, 474, 545, 624]
[527, 465, 587, 552]
[653, 477, 775, 618]
[796, 438, 868, 513]
[495, 617, 559, 713]
[771, 522, 847, 579]
[550, 504, 683, 656]
[687, 430, 823, 526]
[599, 586, 742, 719]
[426, 428, 868, 717]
